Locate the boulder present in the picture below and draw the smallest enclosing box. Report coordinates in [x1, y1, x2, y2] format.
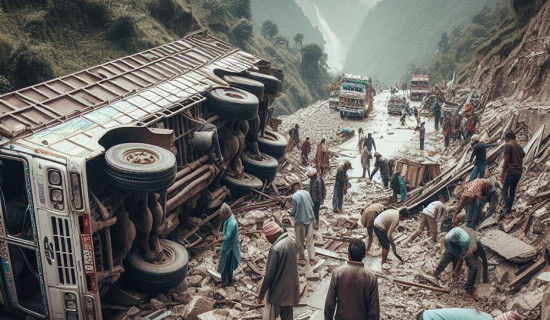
[480, 230, 537, 263]
[150, 298, 164, 310]
[476, 283, 496, 299]
[126, 306, 140, 318]
[494, 263, 515, 285]
[182, 296, 215, 320]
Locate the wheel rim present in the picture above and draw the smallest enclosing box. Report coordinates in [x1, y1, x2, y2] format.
[123, 148, 160, 164]
[153, 246, 176, 266]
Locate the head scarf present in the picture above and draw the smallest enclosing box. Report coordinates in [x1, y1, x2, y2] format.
[471, 134, 480, 143]
[220, 202, 232, 220]
[307, 167, 318, 177]
[263, 217, 282, 236]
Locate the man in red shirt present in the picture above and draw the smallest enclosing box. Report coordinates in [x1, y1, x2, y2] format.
[500, 131, 525, 215]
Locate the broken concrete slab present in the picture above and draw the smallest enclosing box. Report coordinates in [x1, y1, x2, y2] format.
[479, 216, 498, 229]
[207, 269, 222, 282]
[311, 259, 326, 272]
[538, 272, 550, 282]
[480, 230, 537, 263]
[476, 283, 497, 299]
[507, 286, 544, 311]
[182, 296, 215, 320]
[315, 247, 342, 259]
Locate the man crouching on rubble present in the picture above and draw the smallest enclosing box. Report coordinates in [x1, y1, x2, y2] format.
[258, 218, 300, 320]
[372, 207, 409, 268]
[324, 239, 380, 320]
[452, 178, 499, 229]
[429, 226, 488, 300]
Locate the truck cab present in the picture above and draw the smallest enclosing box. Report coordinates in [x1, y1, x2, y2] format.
[337, 74, 373, 120]
[409, 75, 430, 101]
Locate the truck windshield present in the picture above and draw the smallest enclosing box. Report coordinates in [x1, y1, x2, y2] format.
[341, 84, 365, 93]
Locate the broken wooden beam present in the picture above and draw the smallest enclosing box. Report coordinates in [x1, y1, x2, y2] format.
[392, 278, 450, 293]
[508, 258, 546, 288]
[315, 247, 343, 260]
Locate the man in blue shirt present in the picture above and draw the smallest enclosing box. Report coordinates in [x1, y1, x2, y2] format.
[290, 180, 317, 266]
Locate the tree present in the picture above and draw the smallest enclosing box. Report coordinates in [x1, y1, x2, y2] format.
[274, 35, 289, 49]
[293, 33, 304, 48]
[438, 32, 450, 53]
[227, 0, 251, 20]
[232, 18, 254, 43]
[261, 20, 279, 40]
[300, 43, 329, 96]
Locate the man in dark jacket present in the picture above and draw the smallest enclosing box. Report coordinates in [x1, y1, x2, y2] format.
[469, 134, 486, 181]
[333, 161, 351, 213]
[259, 218, 300, 320]
[370, 153, 389, 189]
[500, 131, 525, 215]
[324, 239, 380, 320]
[363, 133, 377, 152]
[307, 168, 326, 225]
[390, 171, 407, 203]
[419, 122, 426, 151]
[293, 124, 301, 149]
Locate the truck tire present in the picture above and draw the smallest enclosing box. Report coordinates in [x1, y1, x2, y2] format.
[222, 173, 263, 198]
[223, 75, 265, 101]
[105, 143, 176, 193]
[203, 87, 259, 120]
[244, 71, 281, 95]
[241, 152, 279, 182]
[124, 239, 188, 292]
[257, 130, 287, 160]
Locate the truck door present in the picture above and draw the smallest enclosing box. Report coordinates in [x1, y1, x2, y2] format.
[0, 155, 47, 318]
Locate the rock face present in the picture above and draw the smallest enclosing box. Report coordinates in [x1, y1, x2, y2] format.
[543, 284, 550, 320]
[480, 230, 537, 263]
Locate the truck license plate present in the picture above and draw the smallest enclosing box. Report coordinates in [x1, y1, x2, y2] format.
[81, 234, 95, 274]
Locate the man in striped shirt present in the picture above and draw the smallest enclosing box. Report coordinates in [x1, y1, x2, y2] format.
[452, 178, 499, 228]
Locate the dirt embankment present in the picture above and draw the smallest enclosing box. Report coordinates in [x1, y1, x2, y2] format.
[469, 1, 550, 103]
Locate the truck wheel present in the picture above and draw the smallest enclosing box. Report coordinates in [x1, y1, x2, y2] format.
[105, 143, 176, 193]
[204, 87, 259, 120]
[223, 75, 265, 101]
[244, 71, 281, 95]
[124, 239, 188, 292]
[340, 111, 344, 119]
[222, 173, 263, 198]
[257, 130, 287, 160]
[241, 152, 279, 182]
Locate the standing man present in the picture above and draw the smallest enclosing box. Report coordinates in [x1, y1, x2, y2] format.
[315, 138, 330, 176]
[407, 195, 447, 245]
[363, 133, 377, 152]
[414, 107, 421, 129]
[452, 178, 499, 229]
[211, 203, 241, 287]
[324, 239, 380, 320]
[360, 203, 385, 254]
[289, 180, 317, 266]
[361, 147, 373, 179]
[286, 128, 294, 153]
[301, 137, 311, 165]
[370, 152, 389, 189]
[433, 85, 445, 131]
[333, 161, 351, 213]
[419, 122, 426, 151]
[442, 116, 451, 149]
[307, 168, 326, 226]
[429, 227, 488, 300]
[293, 124, 301, 149]
[372, 208, 409, 268]
[500, 131, 525, 215]
[259, 218, 300, 320]
[469, 134, 487, 181]
[390, 171, 407, 203]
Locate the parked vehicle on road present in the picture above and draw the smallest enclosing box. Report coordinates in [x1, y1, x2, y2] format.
[409, 74, 430, 101]
[338, 74, 374, 120]
[387, 95, 408, 115]
[0, 29, 283, 320]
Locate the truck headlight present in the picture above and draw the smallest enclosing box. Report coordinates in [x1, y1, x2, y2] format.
[84, 295, 96, 320]
[49, 169, 62, 185]
[51, 189, 63, 203]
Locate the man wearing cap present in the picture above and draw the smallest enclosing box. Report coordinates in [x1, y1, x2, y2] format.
[324, 239, 380, 320]
[360, 203, 385, 254]
[307, 168, 325, 225]
[259, 218, 300, 320]
[419, 122, 426, 151]
[407, 195, 447, 245]
[333, 161, 351, 213]
[210, 203, 241, 287]
[370, 153, 389, 189]
[452, 178, 499, 229]
[290, 180, 317, 266]
[469, 134, 487, 181]
[429, 226, 488, 300]
[372, 208, 409, 268]
[417, 308, 522, 320]
[500, 131, 525, 215]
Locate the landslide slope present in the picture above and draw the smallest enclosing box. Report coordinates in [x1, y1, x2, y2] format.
[344, 0, 497, 85]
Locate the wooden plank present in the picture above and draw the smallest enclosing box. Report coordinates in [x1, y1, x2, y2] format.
[315, 247, 343, 260]
[508, 258, 546, 288]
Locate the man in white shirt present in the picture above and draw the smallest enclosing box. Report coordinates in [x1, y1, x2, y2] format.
[407, 195, 447, 244]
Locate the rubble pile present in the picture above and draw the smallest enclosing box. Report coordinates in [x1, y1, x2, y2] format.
[125, 88, 549, 320]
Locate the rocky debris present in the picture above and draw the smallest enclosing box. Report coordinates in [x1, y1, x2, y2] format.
[481, 230, 537, 263]
[507, 287, 544, 311]
[126, 306, 141, 318]
[180, 296, 215, 320]
[543, 284, 550, 320]
[150, 298, 165, 310]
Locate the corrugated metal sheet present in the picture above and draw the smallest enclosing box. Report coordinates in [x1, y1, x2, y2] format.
[0, 29, 262, 157]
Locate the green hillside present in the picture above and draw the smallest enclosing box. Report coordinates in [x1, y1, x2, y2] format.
[0, 0, 329, 115]
[344, 0, 498, 85]
[250, 0, 324, 47]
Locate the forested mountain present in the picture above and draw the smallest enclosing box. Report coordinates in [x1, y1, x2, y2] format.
[344, 0, 498, 85]
[250, 0, 324, 47]
[0, 0, 330, 115]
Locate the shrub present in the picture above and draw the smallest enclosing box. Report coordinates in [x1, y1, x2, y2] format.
[261, 20, 278, 40]
[83, 0, 111, 27]
[148, 0, 193, 36]
[0, 0, 46, 12]
[11, 45, 55, 88]
[0, 35, 14, 73]
[226, 0, 251, 19]
[232, 18, 253, 43]
[0, 75, 12, 94]
[108, 15, 137, 41]
[202, 0, 225, 16]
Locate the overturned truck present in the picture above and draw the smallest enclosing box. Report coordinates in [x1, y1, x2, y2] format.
[0, 29, 285, 319]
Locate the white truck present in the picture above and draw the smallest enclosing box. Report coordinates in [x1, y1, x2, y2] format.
[0, 29, 284, 319]
[337, 74, 374, 120]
